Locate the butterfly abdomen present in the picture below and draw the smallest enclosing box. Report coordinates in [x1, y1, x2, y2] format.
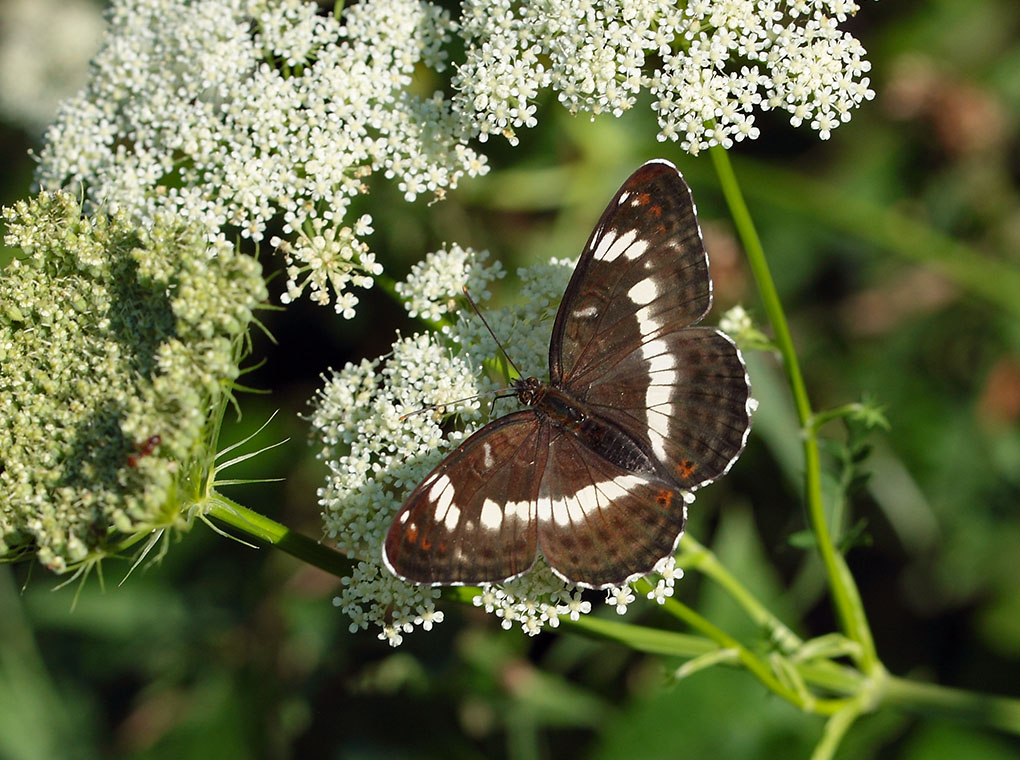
[574, 416, 658, 475]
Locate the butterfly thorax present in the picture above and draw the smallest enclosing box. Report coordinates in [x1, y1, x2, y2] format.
[513, 376, 659, 476]
[514, 377, 583, 425]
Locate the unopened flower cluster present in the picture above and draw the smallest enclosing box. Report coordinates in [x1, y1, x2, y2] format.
[0, 192, 266, 571]
[310, 250, 680, 645]
[36, 0, 874, 320]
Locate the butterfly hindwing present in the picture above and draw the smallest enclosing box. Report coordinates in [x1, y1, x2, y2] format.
[382, 411, 547, 586]
[583, 326, 752, 490]
[537, 429, 687, 587]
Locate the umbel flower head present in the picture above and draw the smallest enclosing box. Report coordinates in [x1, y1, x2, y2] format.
[0, 192, 267, 572]
[454, 0, 875, 150]
[310, 247, 682, 645]
[36, 0, 874, 319]
[36, 0, 483, 317]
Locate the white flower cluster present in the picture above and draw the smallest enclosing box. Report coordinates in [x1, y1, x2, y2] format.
[273, 214, 381, 318]
[454, 0, 875, 151]
[334, 560, 445, 647]
[35, 0, 874, 317]
[718, 304, 772, 360]
[312, 328, 486, 645]
[719, 305, 754, 336]
[394, 244, 505, 323]
[311, 252, 682, 643]
[35, 0, 486, 314]
[474, 554, 682, 634]
[473, 567, 594, 636]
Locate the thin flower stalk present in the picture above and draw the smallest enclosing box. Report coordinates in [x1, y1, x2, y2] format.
[709, 143, 879, 673]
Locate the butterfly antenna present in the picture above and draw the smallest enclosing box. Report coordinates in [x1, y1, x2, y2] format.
[398, 388, 515, 422]
[461, 286, 523, 380]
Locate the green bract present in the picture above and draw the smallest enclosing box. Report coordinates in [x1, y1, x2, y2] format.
[0, 191, 267, 571]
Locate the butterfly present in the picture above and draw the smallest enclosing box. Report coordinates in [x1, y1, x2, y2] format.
[383, 159, 752, 589]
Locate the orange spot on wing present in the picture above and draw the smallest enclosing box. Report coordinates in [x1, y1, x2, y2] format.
[655, 489, 673, 508]
[676, 459, 697, 480]
[649, 204, 662, 217]
[406, 524, 419, 543]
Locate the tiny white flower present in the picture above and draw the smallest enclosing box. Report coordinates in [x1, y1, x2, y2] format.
[606, 585, 636, 615]
[560, 592, 592, 621]
[416, 604, 445, 631]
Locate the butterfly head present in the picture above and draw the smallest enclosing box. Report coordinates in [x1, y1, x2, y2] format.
[512, 376, 545, 407]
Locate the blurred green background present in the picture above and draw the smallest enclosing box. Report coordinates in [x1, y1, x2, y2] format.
[1, 1, 1019, 758]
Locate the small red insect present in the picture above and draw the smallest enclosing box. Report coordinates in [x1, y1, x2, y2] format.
[127, 435, 161, 467]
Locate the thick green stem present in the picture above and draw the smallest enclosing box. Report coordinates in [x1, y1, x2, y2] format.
[205, 491, 353, 578]
[708, 145, 878, 672]
[555, 614, 718, 658]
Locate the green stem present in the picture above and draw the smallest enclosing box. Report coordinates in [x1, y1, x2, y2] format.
[203, 489, 853, 714]
[564, 613, 868, 699]
[708, 145, 878, 672]
[450, 579, 866, 699]
[813, 702, 865, 760]
[809, 402, 889, 433]
[557, 614, 719, 658]
[883, 675, 1020, 735]
[632, 578, 846, 715]
[678, 535, 802, 653]
[205, 491, 353, 578]
[196, 495, 1020, 734]
[718, 157, 1020, 318]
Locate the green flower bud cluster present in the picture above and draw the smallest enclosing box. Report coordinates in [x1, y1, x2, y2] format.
[1, 192, 267, 571]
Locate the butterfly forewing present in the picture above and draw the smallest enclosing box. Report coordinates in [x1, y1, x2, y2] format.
[551, 159, 750, 490]
[382, 412, 546, 586]
[550, 159, 712, 387]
